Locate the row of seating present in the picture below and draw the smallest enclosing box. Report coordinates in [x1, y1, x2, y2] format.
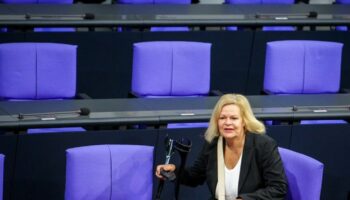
[0, 143, 324, 200]
[0, 39, 346, 130]
[0, 40, 344, 98]
[0, 40, 346, 125]
[56, 144, 327, 200]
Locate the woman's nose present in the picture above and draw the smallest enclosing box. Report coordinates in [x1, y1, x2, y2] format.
[224, 118, 232, 124]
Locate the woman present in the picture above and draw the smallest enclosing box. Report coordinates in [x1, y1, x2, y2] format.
[156, 94, 287, 200]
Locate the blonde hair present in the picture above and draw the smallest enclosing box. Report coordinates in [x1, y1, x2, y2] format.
[204, 94, 265, 142]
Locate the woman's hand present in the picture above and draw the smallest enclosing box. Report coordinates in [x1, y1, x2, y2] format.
[155, 164, 176, 180]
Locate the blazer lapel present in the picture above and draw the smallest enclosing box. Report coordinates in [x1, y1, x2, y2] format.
[238, 133, 254, 192]
[208, 139, 219, 195]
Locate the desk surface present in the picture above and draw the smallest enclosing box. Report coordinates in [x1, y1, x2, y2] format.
[0, 94, 349, 129]
[0, 4, 349, 27]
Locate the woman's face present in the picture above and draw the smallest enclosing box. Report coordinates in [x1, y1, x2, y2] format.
[218, 104, 245, 140]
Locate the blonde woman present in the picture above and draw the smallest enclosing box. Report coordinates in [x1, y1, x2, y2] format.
[156, 94, 287, 200]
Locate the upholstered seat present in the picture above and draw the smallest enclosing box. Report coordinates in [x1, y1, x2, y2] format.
[131, 41, 211, 128]
[278, 147, 324, 200]
[0, 43, 85, 133]
[132, 41, 211, 97]
[264, 40, 343, 94]
[0, 43, 77, 100]
[65, 144, 154, 200]
[263, 40, 346, 124]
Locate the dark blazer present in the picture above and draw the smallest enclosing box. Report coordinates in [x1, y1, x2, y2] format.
[180, 133, 288, 200]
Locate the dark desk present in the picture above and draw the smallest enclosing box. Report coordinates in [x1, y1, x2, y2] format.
[0, 94, 349, 130]
[0, 4, 350, 27]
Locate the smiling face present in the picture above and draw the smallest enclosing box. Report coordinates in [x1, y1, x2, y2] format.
[218, 104, 245, 140]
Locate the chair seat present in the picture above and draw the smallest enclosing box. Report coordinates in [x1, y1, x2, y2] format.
[335, 26, 348, 31]
[167, 122, 209, 129]
[34, 27, 75, 32]
[150, 27, 190, 32]
[262, 26, 296, 31]
[27, 127, 86, 134]
[300, 120, 347, 125]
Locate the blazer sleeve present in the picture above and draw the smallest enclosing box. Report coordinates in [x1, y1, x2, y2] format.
[179, 141, 212, 187]
[239, 136, 288, 200]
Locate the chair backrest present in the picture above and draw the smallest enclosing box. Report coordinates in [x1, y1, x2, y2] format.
[65, 144, 154, 200]
[263, 40, 343, 94]
[132, 41, 211, 97]
[0, 43, 77, 100]
[278, 147, 324, 200]
[0, 154, 4, 200]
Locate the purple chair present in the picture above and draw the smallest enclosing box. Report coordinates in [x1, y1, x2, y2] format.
[278, 147, 324, 200]
[132, 41, 211, 128]
[132, 41, 211, 97]
[117, 0, 190, 32]
[0, 43, 77, 100]
[0, 0, 75, 32]
[264, 40, 343, 94]
[226, 0, 296, 31]
[264, 40, 346, 124]
[0, 42, 85, 133]
[65, 144, 154, 200]
[0, 154, 4, 200]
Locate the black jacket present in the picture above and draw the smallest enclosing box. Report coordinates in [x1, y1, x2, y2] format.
[180, 133, 288, 200]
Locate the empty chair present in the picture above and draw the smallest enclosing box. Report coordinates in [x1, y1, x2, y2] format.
[0, 42, 85, 133]
[65, 144, 154, 200]
[264, 40, 343, 94]
[226, 0, 296, 31]
[278, 147, 324, 200]
[132, 41, 211, 97]
[117, 0, 190, 32]
[0, 154, 4, 200]
[263, 40, 345, 124]
[0, 43, 78, 100]
[131, 41, 211, 128]
[0, 0, 75, 32]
